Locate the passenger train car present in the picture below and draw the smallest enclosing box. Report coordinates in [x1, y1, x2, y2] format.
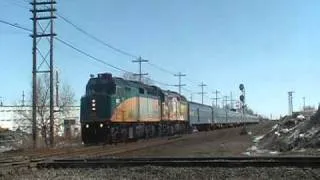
[80, 73, 259, 144]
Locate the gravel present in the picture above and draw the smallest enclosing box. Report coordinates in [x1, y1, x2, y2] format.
[1, 166, 319, 180]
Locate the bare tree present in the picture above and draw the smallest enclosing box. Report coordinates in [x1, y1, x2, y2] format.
[15, 74, 76, 147]
[122, 72, 153, 85]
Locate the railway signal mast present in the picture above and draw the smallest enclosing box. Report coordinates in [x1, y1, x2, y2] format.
[31, 0, 57, 148]
[239, 83, 247, 134]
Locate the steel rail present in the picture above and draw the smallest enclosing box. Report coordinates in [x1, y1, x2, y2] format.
[37, 156, 320, 168]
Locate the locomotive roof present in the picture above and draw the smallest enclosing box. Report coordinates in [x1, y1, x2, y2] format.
[113, 77, 187, 101]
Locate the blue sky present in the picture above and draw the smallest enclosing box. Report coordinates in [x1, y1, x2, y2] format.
[0, 0, 319, 118]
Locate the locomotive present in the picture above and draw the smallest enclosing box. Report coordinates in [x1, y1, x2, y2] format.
[80, 73, 259, 144]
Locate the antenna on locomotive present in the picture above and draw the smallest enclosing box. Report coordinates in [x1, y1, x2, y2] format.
[90, 74, 94, 78]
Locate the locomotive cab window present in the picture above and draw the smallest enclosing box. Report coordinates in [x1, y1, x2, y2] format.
[139, 88, 145, 94]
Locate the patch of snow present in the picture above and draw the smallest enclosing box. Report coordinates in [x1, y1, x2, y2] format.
[299, 133, 304, 138]
[247, 145, 257, 151]
[247, 131, 252, 135]
[271, 124, 278, 131]
[274, 131, 280, 136]
[280, 128, 289, 133]
[0, 145, 14, 153]
[297, 115, 305, 120]
[295, 148, 306, 152]
[269, 151, 279, 155]
[280, 127, 296, 134]
[253, 135, 264, 143]
[242, 152, 251, 156]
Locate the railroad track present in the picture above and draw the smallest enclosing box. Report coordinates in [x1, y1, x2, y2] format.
[37, 156, 320, 168]
[0, 157, 43, 168]
[0, 136, 185, 168]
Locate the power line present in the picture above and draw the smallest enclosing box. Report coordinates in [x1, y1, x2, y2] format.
[0, 19, 173, 88]
[55, 37, 130, 73]
[6, 0, 212, 91]
[0, 19, 32, 32]
[55, 12, 208, 87]
[147, 62, 175, 75]
[56, 14, 138, 58]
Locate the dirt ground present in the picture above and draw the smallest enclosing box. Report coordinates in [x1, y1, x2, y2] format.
[119, 121, 276, 157]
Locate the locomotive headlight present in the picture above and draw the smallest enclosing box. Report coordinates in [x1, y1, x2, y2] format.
[85, 124, 89, 128]
[92, 99, 96, 110]
[100, 123, 103, 128]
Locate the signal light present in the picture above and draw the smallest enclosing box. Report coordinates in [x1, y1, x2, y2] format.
[85, 124, 89, 128]
[100, 123, 103, 128]
[92, 107, 96, 111]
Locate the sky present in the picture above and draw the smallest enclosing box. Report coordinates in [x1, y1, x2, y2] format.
[0, 0, 320, 118]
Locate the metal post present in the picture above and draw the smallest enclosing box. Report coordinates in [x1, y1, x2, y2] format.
[288, 91, 294, 116]
[31, 0, 57, 148]
[32, 0, 37, 149]
[49, 0, 54, 146]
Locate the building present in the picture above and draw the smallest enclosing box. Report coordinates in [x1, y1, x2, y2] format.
[0, 105, 80, 137]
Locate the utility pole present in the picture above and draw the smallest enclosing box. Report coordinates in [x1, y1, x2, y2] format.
[212, 90, 220, 107]
[56, 70, 59, 107]
[198, 82, 207, 104]
[302, 96, 305, 111]
[0, 96, 3, 106]
[190, 93, 196, 102]
[288, 91, 294, 116]
[132, 57, 148, 122]
[22, 91, 25, 106]
[223, 95, 229, 122]
[132, 56, 148, 83]
[229, 92, 236, 109]
[31, 0, 57, 148]
[174, 72, 186, 94]
[223, 96, 229, 109]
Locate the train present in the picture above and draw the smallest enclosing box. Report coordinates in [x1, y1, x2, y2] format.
[80, 73, 259, 144]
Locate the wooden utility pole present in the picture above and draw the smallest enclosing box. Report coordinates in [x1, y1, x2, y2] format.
[174, 72, 186, 94]
[199, 82, 207, 104]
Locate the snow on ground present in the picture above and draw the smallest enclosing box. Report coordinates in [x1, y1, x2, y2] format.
[248, 106, 320, 155]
